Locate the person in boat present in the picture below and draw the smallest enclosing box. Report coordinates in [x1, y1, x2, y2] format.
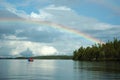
[28, 57, 33, 62]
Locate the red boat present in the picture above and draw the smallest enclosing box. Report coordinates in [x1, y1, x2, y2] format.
[28, 57, 33, 62]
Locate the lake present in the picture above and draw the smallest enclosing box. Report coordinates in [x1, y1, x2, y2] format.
[0, 60, 120, 80]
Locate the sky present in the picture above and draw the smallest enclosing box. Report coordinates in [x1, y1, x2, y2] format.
[0, 0, 120, 57]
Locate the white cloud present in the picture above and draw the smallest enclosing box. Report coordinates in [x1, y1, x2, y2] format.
[2, 3, 117, 31]
[93, 23, 114, 30]
[2, 34, 27, 40]
[37, 5, 116, 31]
[15, 30, 23, 34]
[0, 2, 120, 57]
[45, 5, 72, 11]
[29, 5, 72, 20]
[30, 10, 53, 20]
[40, 46, 57, 55]
[0, 1, 29, 19]
[7, 7, 29, 19]
[0, 40, 58, 56]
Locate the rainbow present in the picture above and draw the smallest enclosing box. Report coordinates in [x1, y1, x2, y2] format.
[0, 18, 104, 44]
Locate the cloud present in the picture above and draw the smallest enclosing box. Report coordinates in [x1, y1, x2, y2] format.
[0, 40, 58, 56]
[0, 1, 29, 19]
[0, 1, 120, 57]
[51, 0, 83, 7]
[40, 46, 57, 55]
[29, 5, 72, 21]
[2, 34, 27, 40]
[0, 10, 20, 18]
[0, 16, 62, 43]
[30, 5, 120, 42]
[20, 48, 33, 57]
[0, 0, 82, 8]
[30, 10, 53, 21]
[34, 4, 119, 40]
[7, 7, 29, 19]
[45, 5, 72, 11]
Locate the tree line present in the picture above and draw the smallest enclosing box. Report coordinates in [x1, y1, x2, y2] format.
[15, 55, 73, 59]
[73, 38, 120, 61]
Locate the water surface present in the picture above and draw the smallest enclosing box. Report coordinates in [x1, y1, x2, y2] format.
[0, 60, 120, 80]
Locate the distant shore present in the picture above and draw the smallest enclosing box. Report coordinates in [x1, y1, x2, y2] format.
[0, 55, 73, 60]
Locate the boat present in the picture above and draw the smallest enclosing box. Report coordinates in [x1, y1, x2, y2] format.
[28, 57, 34, 62]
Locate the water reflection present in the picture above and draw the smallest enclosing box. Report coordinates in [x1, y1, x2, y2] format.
[0, 60, 120, 80]
[0, 60, 57, 80]
[74, 61, 120, 80]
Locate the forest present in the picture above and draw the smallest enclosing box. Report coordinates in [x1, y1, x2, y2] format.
[73, 38, 120, 61]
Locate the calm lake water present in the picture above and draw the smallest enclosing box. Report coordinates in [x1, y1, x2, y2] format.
[0, 60, 120, 80]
